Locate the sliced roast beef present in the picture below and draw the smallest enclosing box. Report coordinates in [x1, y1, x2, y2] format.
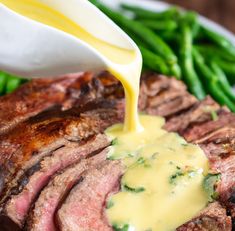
[139, 73, 198, 118]
[94, 71, 123, 100]
[177, 202, 232, 231]
[0, 72, 235, 231]
[175, 104, 235, 216]
[197, 127, 235, 163]
[0, 70, 120, 135]
[0, 73, 91, 135]
[0, 134, 110, 230]
[164, 96, 220, 134]
[183, 110, 235, 143]
[196, 126, 235, 206]
[141, 73, 187, 98]
[146, 93, 197, 118]
[26, 149, 109, 231]
[0, 99, 122, 200]
[57, 160, 124, 231]
[210, 155, 235, 203]
[226, 201, 235, 229]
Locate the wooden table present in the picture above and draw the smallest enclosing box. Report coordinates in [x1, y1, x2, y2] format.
[165, 0, 235, 33]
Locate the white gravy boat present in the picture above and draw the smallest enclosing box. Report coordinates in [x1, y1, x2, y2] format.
[0, 0, 141, 78]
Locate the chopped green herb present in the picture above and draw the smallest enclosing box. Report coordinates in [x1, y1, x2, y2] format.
[169, 171, 184, 185]
[181, 143, 189, 147]
[111, 138, 119, 146]
[144, 163, 151, 168]
[137, 157, 145, 164]
[123, 184, 145, 193]
[107, 152, 116, 160]
[113, 224, 130, 231]
[203, 173, 221, 202]
[128, 156, 152, 169]
[210, 110, 218, 121]
[127, 153, 135, 158]
[151, 153, 158, 159]
[203, 107, 218, 121]
[106, 200, 114, 209]
[169, 167, 197, 185]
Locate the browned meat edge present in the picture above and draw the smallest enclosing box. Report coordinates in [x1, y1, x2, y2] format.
[0, 73, 93, 135]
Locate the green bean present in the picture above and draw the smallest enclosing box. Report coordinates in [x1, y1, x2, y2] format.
[170, 63, 182, 79]
[209, 81, 235, 111]
[214, 57, 235, 76]
[138, 19, 177, 31]
[157, 31, 176, 42]
[93, 1, 181, 78]
[6, 75, 22, 94]
[196, 43, 235, 83]
[179, 18, 205, 100]
[121, 4, 180, 20]
[120, 25, 148, 48]
[180, 11, 200, 38]
[214, 57, 235, 85]
[193, 48, 235, 112]
[188, 13, 200, 39]
[0, 72, 7, 95]
[208, 80, 235, 112]
[201, 27, 235, 58]
[210, 61, 235, 101]
[195, 45, 235, 62]
[193, 48, 218, 84]
[139, 46, 170, 75]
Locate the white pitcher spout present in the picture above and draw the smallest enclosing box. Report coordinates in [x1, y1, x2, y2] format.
[0, 0, 139, 78]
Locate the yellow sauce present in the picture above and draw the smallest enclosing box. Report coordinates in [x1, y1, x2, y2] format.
[106, 115, 209, 231]
[0, 1, 210, 230]
[0, 0, 141, 131]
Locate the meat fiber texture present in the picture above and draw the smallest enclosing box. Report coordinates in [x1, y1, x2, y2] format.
[0, 71, 234, 231]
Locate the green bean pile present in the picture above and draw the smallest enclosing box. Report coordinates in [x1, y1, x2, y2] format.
[0, 71, 24, 96]
[90, 0, 235, 112]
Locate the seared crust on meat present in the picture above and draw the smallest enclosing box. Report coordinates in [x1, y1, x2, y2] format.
[0, 73, 90, 135]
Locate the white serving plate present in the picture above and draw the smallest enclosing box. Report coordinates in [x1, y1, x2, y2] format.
[100, 0, 235, 45]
